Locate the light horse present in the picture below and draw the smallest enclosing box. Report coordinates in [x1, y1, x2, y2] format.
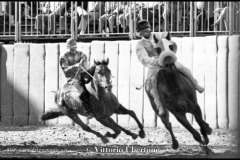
[40, 58, 145, 143]
[145, 33, 212, 152]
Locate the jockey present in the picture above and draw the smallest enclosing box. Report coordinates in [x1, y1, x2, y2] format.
[60, 38, 92, 114]
[135, 20, 204, 116]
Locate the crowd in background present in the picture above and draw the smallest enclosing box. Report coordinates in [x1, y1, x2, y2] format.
[0, 1, 238, 36]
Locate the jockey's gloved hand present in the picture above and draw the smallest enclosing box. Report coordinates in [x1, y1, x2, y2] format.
[73, 62, 80, 68]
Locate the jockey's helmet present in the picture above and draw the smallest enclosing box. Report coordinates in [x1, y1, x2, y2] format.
[66, 38, 77, 47]
[137, 20, 151, 32]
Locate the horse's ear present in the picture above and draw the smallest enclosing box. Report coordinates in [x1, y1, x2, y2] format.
[169, 41, 177, 53]
[94, 59, 100, 65]
[153, 34, 158, 43]
[166, 32, 171, 40]
[106, 57, 109, 65]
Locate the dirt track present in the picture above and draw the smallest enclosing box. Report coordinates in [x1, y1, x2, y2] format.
[0, 124, 239, 158]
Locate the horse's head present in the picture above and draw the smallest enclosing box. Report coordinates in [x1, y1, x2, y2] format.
[151, 32, 178, 71]
[158, 51, 177, 72]
[93, 58, 113, 93]
[153, 32, 177, 55]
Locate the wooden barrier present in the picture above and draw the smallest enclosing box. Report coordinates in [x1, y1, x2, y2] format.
[29, 44, 45, 125]
[13, 43, 29, 125]
[45, 43, 59, 125]
[217, 36, 229, 129]
[0, 35, 239, 129]
[1, 44, 14, 125]
[228, 35, 240, 129]
[204, 36, 218, 129]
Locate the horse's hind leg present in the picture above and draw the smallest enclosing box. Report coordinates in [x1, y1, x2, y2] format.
[114, 104, 145, 138]
[95, 116, 121, 139]
[174, 113, 205, 146]
[66, 110, 109, 144]
[159, 110, 179, 149]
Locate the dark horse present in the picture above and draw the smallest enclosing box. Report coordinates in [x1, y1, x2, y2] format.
[40, 58, 145, 143]
[145, 33, 212, 152]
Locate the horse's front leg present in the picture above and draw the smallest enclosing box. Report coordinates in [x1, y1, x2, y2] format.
[107, 117, 138, 140]
[95, 116, 121, 139]
[159, 110, 179, 150]
[114, 104, 145, 138]
[146, 91, 179, 149]
[66, 110, 109, 144]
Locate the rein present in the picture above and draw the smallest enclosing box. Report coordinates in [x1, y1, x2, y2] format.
[80, 65, 113, 88]
[136, 65, 166, 90]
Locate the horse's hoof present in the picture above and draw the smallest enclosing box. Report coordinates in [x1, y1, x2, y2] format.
[203, 136, 209, 145]
[131, 133, 138, 140]
[101, 137, 109, 144]
[104, 132, 111, 137]
[172, 140, 179, 150]
[112, 133, 119, 139]
[139, 130, 146, 138]
[201, 145, 212, 155]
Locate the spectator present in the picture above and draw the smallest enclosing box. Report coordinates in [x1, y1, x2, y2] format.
[196, 2, 207, 31]
[118, 2, 141, 32]
[78, 2, 105, 36]
[0, 2, 10, 26]
[137, 2, 164, 31]
[163, 1, 184, 31]
[35, 1, 66, 34]
[99, 2, 123, 34]
[59, 1, 88, 34]
[3, 2, 30, 23]
[196, 2, 215, 31]
[212, 2, 229, 30]
[26, 1, 41, 17]
[20, 2, 31, 19]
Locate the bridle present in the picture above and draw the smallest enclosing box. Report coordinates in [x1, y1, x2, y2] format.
[80, 64, 113, 89]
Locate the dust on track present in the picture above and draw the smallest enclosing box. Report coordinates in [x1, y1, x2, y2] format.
[0, 124, 239, 158]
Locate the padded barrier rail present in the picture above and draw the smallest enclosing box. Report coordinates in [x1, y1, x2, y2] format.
[0, 35, 239, 129]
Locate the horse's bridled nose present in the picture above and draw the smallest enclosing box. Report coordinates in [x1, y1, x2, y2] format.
[105, 84, 112, 89]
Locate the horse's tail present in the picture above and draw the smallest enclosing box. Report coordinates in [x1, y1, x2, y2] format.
[40, 109, 64, 121]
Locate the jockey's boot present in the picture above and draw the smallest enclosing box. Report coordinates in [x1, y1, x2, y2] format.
[154, 97, 165, 116]
[176, 62, 205, 93]
[194, 79, 205, 93]
[79, 90, 92, 114]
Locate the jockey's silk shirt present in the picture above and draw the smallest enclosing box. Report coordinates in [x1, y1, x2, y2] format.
[136, 32, 165, 69]
[60, 50, 88, 82]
